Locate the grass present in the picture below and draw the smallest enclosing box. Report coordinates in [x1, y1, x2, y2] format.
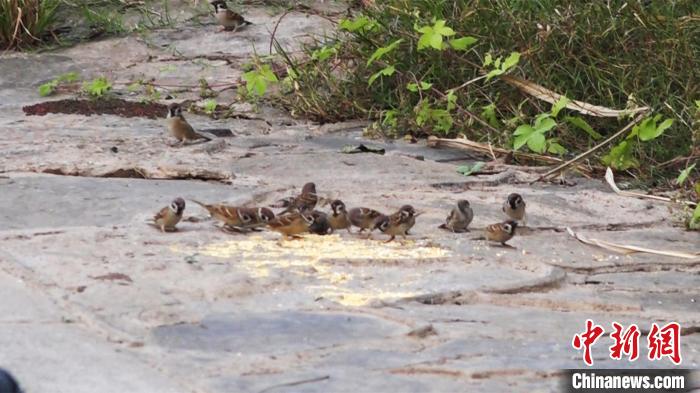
[269, 0, 699, 182]
[0, 0, 60, 49]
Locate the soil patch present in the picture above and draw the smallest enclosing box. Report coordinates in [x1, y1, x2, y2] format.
[23, 98, 167, 119]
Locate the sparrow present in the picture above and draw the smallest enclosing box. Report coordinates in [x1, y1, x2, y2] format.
[374, 205, 422, 242]
[476, 220, 518, 246]
[191, 200, 273, 230]
[308, 210, 332, 235]
[328, 199, 352, 233]
[438, 199, 473, 233]
[166, 103, 212, 144]
[503, 193, 526, 221]
[213, 2, 252, 32]
[348, 207, 384, 233]
[267, 212, 315, 240]
[272, 182, 318, 214]
[151, 197, 185, 232]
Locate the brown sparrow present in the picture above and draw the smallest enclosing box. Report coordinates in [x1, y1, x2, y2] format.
[348, 207, 384, 233]
[374, 205, 421, 242]
[503, 193, 526, 221]
[151, 197, 185, 232]
[308, 210, 333, 235]
[192, 200, 273, 230]
[439, 199, 473, 233]
[267, 212, 315, 240]
[272, 182, 318, 214]
[482, 220, 518, 246]
[166, 103, 212, 144]
[328, 199, 352, 233]
[213, 2, 252, 32]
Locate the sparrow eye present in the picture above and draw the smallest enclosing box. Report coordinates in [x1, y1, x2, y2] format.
[504, 224, 512, 232]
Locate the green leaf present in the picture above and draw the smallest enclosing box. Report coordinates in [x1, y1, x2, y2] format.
[501, 52, 521, 71]
[339, 16, 376, 32]
[526, 132, 546, 153]
[513, 124, 535, 150]
[483, 53, 493, 67]
[485, 68, 504, 81]
[406, 81, 432, 92]
[601, 141, 638, 170]
[367, 39, 402, 66]
[689, 204, 700, 230]
[551, 96, 570, 117]
[676, 163, 696, 185]
[445, 90, 457, 111]
[547, 141, 568, 155]
[457, 161, 485, 176]
[368, 65, 395, 86]
[432, 109, 453, 132]
[637, 116, 673, 141]
[83, 77, 112, 97]
[242, 64, 278, 96]
[433, 20, 455, 37]
[481, 104, 500, 128]
[311, 45, 337, 61]
[38, 81, 57, 97]
[565, 116, 602, 139]
[534, 116, 557, 134]
[448, 36, 477, 51]
[416, 20, 454, 50]
[202, 99, 217, 114]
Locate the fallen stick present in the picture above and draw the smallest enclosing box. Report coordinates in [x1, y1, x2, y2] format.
[605, 167, 697, 207]
[427, 136, 595, 175]
[567, 227, 700, 260]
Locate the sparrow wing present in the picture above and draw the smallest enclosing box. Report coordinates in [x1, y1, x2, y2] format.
[153, 206, 170, 222]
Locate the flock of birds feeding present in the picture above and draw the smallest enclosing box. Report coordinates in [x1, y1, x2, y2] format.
[150, 181, 527, 246]
[159, 15, 528, 245]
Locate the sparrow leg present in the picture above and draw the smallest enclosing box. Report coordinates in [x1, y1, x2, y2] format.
[346, 227, 353, 234]
[159, 224, 166, 233]
[384, 235, 395, 243]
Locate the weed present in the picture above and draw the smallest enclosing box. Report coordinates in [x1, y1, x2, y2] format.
[82, 76, 112, 97]
[0, 0, 60, 49]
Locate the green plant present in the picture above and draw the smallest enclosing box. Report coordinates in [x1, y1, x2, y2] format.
[202, 99, 217, 115]
[457, 162, 485, 176]
[242, 64, 278, 97]
[82, 76, 112, 97]
[0, 0, 60, 49]
[676, 164, 696, 186]
[512, 96, 569, 155]
[38, 72, 80, 97]
[82, 6, 126, 35]
[602, 115, 673, 170]
[269, 0, 698, 182]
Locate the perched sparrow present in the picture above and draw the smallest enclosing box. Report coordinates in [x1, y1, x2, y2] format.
[272, 182, 318, 214]
[328, 199, 352, 233]
[214, 2, 252, 32]
[308, 210, 332, 235]
[481, 220, 518, 246]
[503, 193, 526, 221]
[374, 205, 421, 242]
[166, 103, 211, 144]
[151, 197, 185, 232]
[348, 207, 384, 233]
[267, 212, 315, 240]
[438, 199, 473, 233]
[192, 200, 273, 230]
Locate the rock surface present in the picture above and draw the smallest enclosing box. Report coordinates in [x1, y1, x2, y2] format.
[0, 1, 698, 392]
